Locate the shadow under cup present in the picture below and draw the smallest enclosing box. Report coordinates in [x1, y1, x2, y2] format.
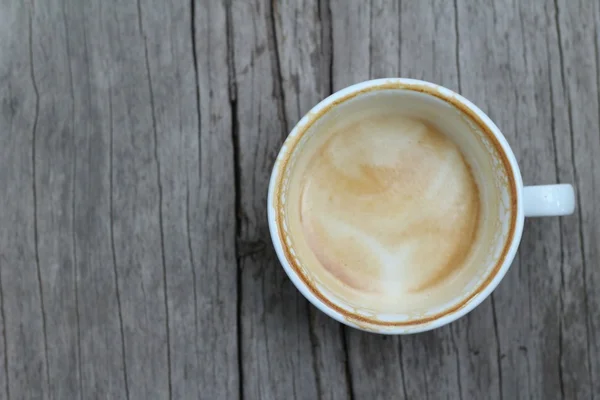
[270, 82, 519, 333]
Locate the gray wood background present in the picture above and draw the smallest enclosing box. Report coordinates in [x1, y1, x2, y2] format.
[0, 0, 598, 398]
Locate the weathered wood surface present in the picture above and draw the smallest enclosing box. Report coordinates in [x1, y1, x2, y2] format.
[0, 0, 598, 398]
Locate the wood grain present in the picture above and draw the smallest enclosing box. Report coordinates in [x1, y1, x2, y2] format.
[328, 1, 406, 398]
[329, 1, 473, 399]
[30, 0, 79, 397]
[230, 0, 322, 398]
[0, 1, 49, 398]
[146, 0, 239, 398]
[0, 0, 599, 398]
[554, 0, 600, 396]
[192, 0, 239, 397]
[272, 1, 352, 399]
[63, 0, 131, 396]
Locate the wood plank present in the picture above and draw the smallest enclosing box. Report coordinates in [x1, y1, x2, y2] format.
[452, 1, 524, 398]
[0, 293, 5, 400]
[69, 0, 240, 398]
[192, 0, 239, 398]
[1, 0, 240, 398]
[490, 1, 569, 397]
[370, 0, 400, 79]
[456, 0, 599, 398]
[230, 0, 320, 398]
[0, 268, 5, 400]
[29, 0, 80, 397]
[330, 0, 371, 89]
[0, 1, 50, 398]
[553, 0, 600, 396]
[328, 1, 407, 398]
[73, 0, 171, 396]
[139, 0, 241, 398]
[395, 3, 470, 400]
[329, 1, 473, 398]
[64, 0, 130, 396]
[399, 0, 460, 91]
[273, 1, 352, 399]
[138, 0, 194, 397]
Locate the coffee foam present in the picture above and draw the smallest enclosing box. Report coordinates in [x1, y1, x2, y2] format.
[275, 85, 518, 324]
[286, 111, 483, 313]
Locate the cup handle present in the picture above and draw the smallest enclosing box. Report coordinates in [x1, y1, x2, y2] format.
[523, 184, 575, 217]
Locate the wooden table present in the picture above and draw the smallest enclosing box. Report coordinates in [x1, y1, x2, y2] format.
[0, 0, 598, 398]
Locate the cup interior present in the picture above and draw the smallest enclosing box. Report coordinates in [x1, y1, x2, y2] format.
[269, 80, 521, 333]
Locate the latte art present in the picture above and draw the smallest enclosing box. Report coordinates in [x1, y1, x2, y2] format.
[301, 116, 479, 293]
[284, 110, 485, 314]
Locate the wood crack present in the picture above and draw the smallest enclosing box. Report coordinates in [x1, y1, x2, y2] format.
[108, 84, 131, 400]
[422, 345, 430, 400]
[191, 0, 203, 129]
[137, 3, 173, 397]
[397, 339, 409, 400]
[594, 14, 600, 400]
[341, 328, 355, 400]
[80, 18, 94, 400]
[225, 1, 243, 399]
[517, 4, 529, 71]
[73, 148, 82, 400]
[368, 0, 373, 78]
[307, 313, 323, 400]
[326, 0, 334, 93]
[545, 15, 566, 398]
[29, 8, 50, 393]
[558, 315, 565, 399]
[0, 257, 9, 400]
[305, 308, 319, 399]
[553, 0, 594, 390]
[451, 329, 464, 400]
[491, 295, 503, 400]
[186, 175, 200, 394]
[596, 10, 600, 151]
[187, 3, 202, 388]
[317, 0, 333, 96]
[61, 3, 83, 398]
[570, 90, 594, 400]
[453, 0, 461, 92]
[269, 0, 289, 133]
[397, 0, 402, 75]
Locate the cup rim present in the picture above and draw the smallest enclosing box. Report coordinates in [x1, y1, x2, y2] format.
[267, 78, 525, 334]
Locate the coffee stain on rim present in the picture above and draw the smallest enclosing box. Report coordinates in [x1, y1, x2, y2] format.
[273, 81, 518, 329]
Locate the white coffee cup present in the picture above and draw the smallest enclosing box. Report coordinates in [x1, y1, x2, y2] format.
[267, 78, 574, 334]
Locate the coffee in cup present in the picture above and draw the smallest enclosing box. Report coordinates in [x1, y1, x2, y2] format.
[269, 79, 574, 333]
